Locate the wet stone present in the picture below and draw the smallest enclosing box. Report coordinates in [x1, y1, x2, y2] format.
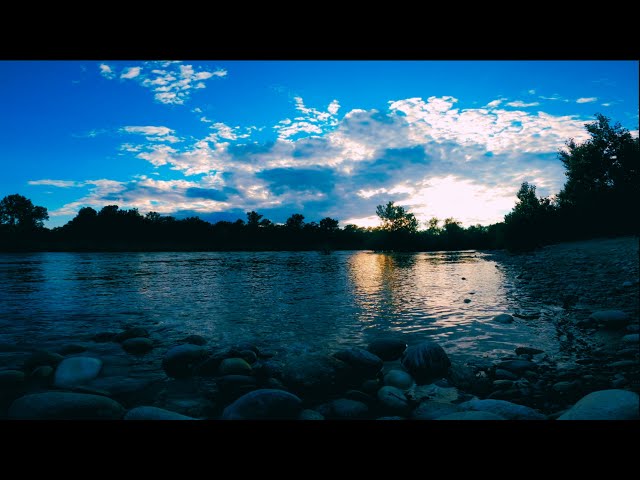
[493, 314, 514, 324]
[122, 337, 154, 354]
[366, 338, 407, 361]
[182, 335, 207, 346]
[115, 327, 150, 343]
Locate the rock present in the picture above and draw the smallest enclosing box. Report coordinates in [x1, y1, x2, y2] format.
[622, 281, 633, 288]
[232, 342, 260, 355]
[182, 334, 207, 346]
[345, 390, 375, 405]
[361, 379, 381, 394]
[464, 298, 471, 303]
[333, 348, 383, 376]
[235, 350, 258, 365]
[114, 327, 150, 343]
[412, 400, 460, 420]
[589, 310, 629, 329]
[495, 369, 518, 380]
[377, 386, 410, 415]
[622, 334, 639, 344]
[366, 338, 407, 361]
[496, 360, 536, 374]
[383, 370, 414, 390]
[281, 354, 348, 400]
[57, 344, 87, 355]
[493, 380, 513, 389]
[221, 389, 302, 420]
[30, 366, 53, 380]
[401, 341, 451, 382]
[608, 360, 637, 368]
[216, 375, 259, 401]
[219, 358, 253, 376]
[162, 345, 208, 378]
[406, 383, 460, 403]
[460, 399, 546, 420]
[298, 409, 324, 420]
[448, 363, 479, 392]
[377, 416, 405, 420]
[252, 359, 284, 380]
[558, 389, 639, 420]
[194, 353, 227, 377]
[436, 411, 506, 420]
[8, 392, 124, 419]
[611, 377, 628, 388]
[553, 381, 579, 393]
[493, 314, 514, 324]
[91, 332, 117, 343]
[0, 370, 25, 388]
[53, 357, 102, 388]
[515, 347, 544, 356]
[24, 350, 64, 373]
[626, 324, 639, 333]
[329, 399, 369, 419]
[122, 337, 154, 354]
[124, 406, 196, 420]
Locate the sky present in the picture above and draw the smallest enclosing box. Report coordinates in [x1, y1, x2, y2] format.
[1, 60, 638, 229]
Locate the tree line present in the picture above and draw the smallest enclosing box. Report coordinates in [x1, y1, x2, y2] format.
[0, 114, 637, 252]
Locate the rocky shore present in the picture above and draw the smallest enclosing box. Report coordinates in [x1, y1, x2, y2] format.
[0, 237, 638, 420]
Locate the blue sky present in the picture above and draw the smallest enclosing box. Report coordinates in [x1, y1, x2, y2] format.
[1, 60, 638, 228]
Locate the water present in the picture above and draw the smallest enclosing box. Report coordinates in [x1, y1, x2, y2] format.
[0, 250, 568, 365]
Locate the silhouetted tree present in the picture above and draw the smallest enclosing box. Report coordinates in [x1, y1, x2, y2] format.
[319, 217, 339, 231]
[0, 194, 49, 229]
[375, 201, 418, 233]
[285, 213, 305, 230]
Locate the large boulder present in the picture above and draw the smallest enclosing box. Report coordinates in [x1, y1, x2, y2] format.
[162, 344, 208, 378]
[124, 406, 196, 420]
[221, 389, 302, 420]
[558, 389, 639, 420]
[458, 399, 546, 420]
[53, 357, 102, 388]
[366, 338, 407, 361]
[588, 310, 629, 330]
[8, 392, 124, 419]
[401, 341, 451, 382]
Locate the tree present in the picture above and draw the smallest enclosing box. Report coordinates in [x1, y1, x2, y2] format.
[145, 211, 162, 223]
[426, 217, 441, 235]
[503, 182, 555, 250]
[0, 194, 49, 229]
[285, 213, 305, 230]
[375, 201, 418, 233]
[246, 211, 263, 227]
[319, 217, 339, 231]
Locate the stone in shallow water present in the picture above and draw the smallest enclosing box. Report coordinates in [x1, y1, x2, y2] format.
[329, 398, 369, 419]
[122, 337, 154, 354]
[589, 310, 629, 329]
[558, 389, 639, 420]
[493, 314, 514, 324]
[221, 389, 302, 420]
[515, 347, 544, 355]
[124, 406, 196, 420]
[406, 383, 460, 403]
[54, 357, 102, 388]
[496, 360, 536, 374]
[366, 338, 407, 361]
[219, 358, 253, 376]
[458, 399, 546, 420]
[412, 400, 460, 420]
[436, 411, 506, 420]
[384, 370, 414, 390]
[495, 369, 518, 380]
[115, 327, 150, 343]
[9, 392, 124, 419]
[57, 344, 87, 355]
[377, 386, 410, 415]
[162, 344, 208, 379]
[401, 341, 451, 382]
[24, 350, 64, 374]
[622, 334, 639, 344]
[0, 370, 25, 389]
[182, 334, 207, 346]
[281, 354, 348, 400]
[333, 348, 383, 376]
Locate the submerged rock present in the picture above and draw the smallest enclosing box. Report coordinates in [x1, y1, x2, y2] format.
[622, 334, 639, 344]
[122, 337, 154, 354]
[493, 314, 514, 324]
[333, 348, 383, 376]
[114, 327, 150, 343]
[24, 350, 64, 374]
[558, 389, 639, 420]
[162, 344, 208, 379]
[281, 354, 348, 400]
[124, 406, 196, 420]
[589, 310, 629, 330]
[221, 389, 302, 420]
[219, 358, 253, 376]
[458, 399, 546, 420]
[9, 392, 124, 419]
[366, 338, 407, 361]
[496, 359, 536, 374]
[495, 369, 518, 380]
[436, 411, 506, 420]
[53, 357, 102, 388]
[182, 334, 207, 346]
[377, 386, 410, 415]
[329, 398, 369, 419]
[515, 347, 544, 356]
[412, 400, 460, 420]
[384, 370, 414, 390]
[401, 341, 451, 382]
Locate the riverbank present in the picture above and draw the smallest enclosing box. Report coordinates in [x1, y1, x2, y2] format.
[0, 236, 638, 419]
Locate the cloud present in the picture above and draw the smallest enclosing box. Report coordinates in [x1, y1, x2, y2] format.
[274, 97, 341, 140]
[28, 180, 85, 188]
[576, 97, 597, 104]
[601, 103, 611, 107]
[121, 125, 181, 143]
[120, 67, 141, 79]
[484, 98, 505, 108]
[528, 89, 536, 95]
[99, 64, 115, 79]
[505, 100, 540, 108]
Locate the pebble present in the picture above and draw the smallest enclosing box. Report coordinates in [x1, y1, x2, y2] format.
[9, 392, 124, 419]
[221, 389, 302, 420]
[588, 310, 629, 330]
[377, 386, 410, 414]
[621, 334, 639, 344]
[24, 350, 64, 373]
[436, 411, 506, 420]
[298, 409, 324, 420]
[496, 359, 536, 374]
[0, 370, 25, 388]
[182, 335, 207, 346]
[122, 337, 154, 354]
[515, 347, 544, 355]
[401, 341, 451, 382]
[162, 344, 208, 379]
[329, 398, 369, 419]
[493, 314, 514, 324]
[333, 348, 383, 376]
[114, 327, 149, 343]
[366, 338, 407, 361]
[383, 370, 414, 390]
[53, 357, 102, 388]
[458, 399, 546, 420]
[412, 400, 460, 420]
[219, 358, 253, 376]
[495, 369, 518, 380]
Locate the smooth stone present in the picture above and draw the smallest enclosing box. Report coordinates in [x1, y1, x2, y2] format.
[0, 370, 25, 388]
[493, 314, 514, 324]
[493, 380, 513, 389]
[54, 357, 102, 388]
[329, 398, 369, 419]
[608, 360, 637, 368]
[495, 369, 518, 380]
[366, 338, 407, 361]
[30, 365, 53, 379]
[459, 399, 546, 420]
[622, 334, 639, 344]
[114, 327, 150, 343]
[333, 348, 383, 375]
[383, 370, 414, 390]
[122, 337, 154, 354]
[298, 409, 324, 420]
[497, 360, 536, 374]
[236, 350, 258, 365]
[345, 390, 375, 405]
[162, 344, 208, 379]
[219, 358, 253, 376]
[194, 353, 227, 376]
[377, 386, 410, 414]
[515, 347, 544, 355]
[463, 299, 471, 303]
[626, 324, 639, 333]
[9, 392, 124, 419]
[182, 334, 207, 346]
[401, 341, 451, 382]
[622, 281, 633, 288]
[436, 411, 506, 420]
[611, 377, 628, 388]
[589, 310, 629, 329]
[24, 351, 64, 373]
[91, 332, 117, 343]
[558, 389, 639, 420]
[57, 344, 87, 355]
[221, 389, 302, 420]
[281, 354, 348, 399]
[406, 383, 460, 404]
[553, 381, 579, 393]
[124, 406, 196, 420]
[361, 379, 381, 394]
[377, 416, 405, 420]
[412, 400, 460, 420]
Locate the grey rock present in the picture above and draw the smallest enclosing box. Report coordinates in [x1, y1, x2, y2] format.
[622, 334, 639, 344]
[459, 399, 546, 420]
[54, 357, 102, 388]
[298, 409, 324, 420]
[329, 398, 369, 419]
[182, 334, 207, 346]
[221, 389, 302, 420]
[589, 310, 629, 329]
[495, 369, 518, 380]
[122, 337, 154, 354]
[0, 370, 25, 388]
[436, 411, 506, 420]
[162, 344, 208, 378]
[333, 348, 383, 376]
[377, 386, 410, 414]
[124, 406, 196, 420]
[401, 341, 451, 382]
[9, 392, 124, 419]
[366, 338, 407, 361]
[412, 400, 460, 420]
[219, 358, 253, 376]
[493, 314, 514, 324]
[383, 370, 414, 390]
[558, 389, 639, 420]
[281, 354, 348, 400]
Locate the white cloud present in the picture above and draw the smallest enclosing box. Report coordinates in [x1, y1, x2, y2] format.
[576, 97, 597, 103]
[121, 125, 181, 143]
[601, 103, 611, 107]
[485, 98, 504, 108]
[506, 100, 540, 108]
[99, 64, 115, 79]
[120, 67, 141, 79]
[274, 97, 341, 141]
[28, 180, 84, 188]
[528, 89, 536, 94]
